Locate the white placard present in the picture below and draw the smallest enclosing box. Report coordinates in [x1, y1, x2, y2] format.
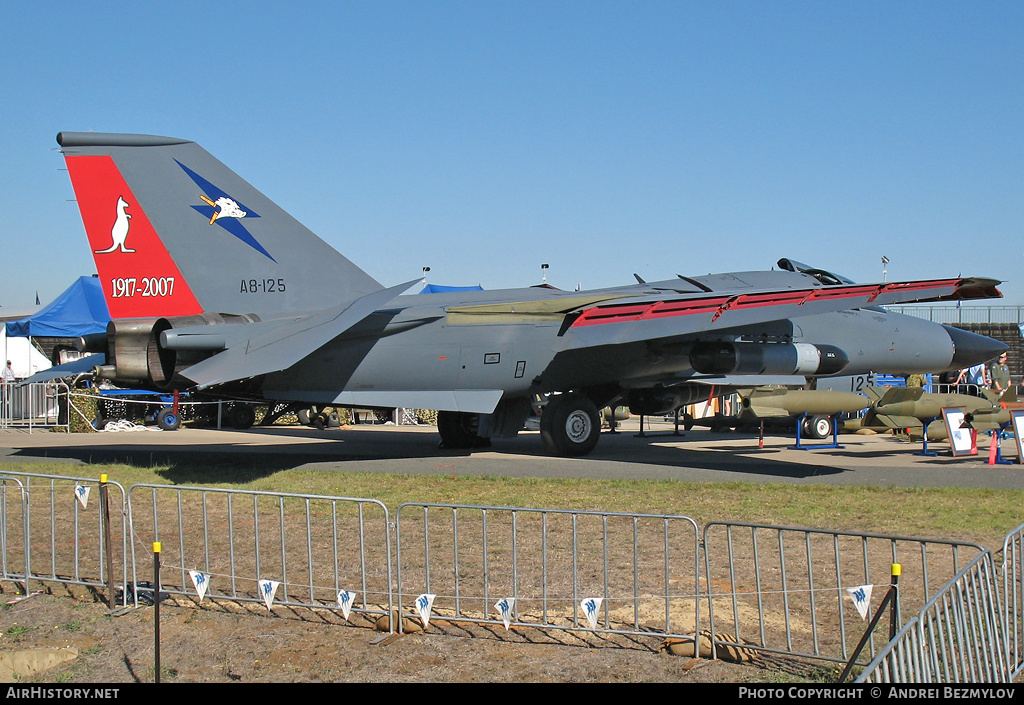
[189, 570, 211, 602]
[258, 579, 280, 609]
[1012, 411, 1024, 463]
[845, 584, 874, 620]
[494, 597, 515, 630]
[581, 597, 603, 629]
[942, 408, 975, 456]
[415, 593, 436, 627]
[337, 590, 356, 620]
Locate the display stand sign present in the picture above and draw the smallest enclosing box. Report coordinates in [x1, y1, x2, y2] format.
[1011, 410, 1024, 464]
[942, 407, 975, 457]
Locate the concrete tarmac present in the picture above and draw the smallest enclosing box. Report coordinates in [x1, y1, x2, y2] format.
[1, 417, 1022, 489]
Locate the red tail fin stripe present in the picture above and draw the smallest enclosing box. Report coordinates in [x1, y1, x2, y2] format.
[65, 155, 202, 319]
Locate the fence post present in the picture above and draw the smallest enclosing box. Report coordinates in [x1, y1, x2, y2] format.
[153, 542, 161, 684]
[890, 563, 901, 639]
[99, 474, 116, 609]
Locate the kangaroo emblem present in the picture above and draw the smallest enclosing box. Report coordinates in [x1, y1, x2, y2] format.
[94, 196, 135, 253]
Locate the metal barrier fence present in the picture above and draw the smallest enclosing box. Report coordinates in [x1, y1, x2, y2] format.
[856, 549, 1010, 682]
[702, 522, 985, 666]
[999, 521, 1024, 679]
[930, 384, 985, 397]
[126, 484, 393, 621]
[0, 382, 68, 430]
[0, 476, 29, 590]
[395, 502, 702, 643]
[3, 467, 1024, 679]
[0, 470, 127, 601]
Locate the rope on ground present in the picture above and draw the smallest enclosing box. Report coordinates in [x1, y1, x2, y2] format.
[97, 419, 161, 433]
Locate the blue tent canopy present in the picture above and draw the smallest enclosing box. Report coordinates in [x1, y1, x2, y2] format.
[419, 284, 484, 294]
[6, 276, 110, 338]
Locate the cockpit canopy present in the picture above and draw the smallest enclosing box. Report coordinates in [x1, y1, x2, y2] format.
[777, 258, 856, 286]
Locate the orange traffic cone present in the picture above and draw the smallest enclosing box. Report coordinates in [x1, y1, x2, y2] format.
[988, 432, 1000, 465]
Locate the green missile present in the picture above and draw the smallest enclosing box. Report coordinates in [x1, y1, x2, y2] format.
[739, 387, 869, 419]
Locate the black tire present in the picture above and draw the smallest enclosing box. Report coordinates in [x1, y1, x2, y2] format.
[227, 404, 256, 430]
[540, 393, 601, 457]
[803, 414, 833, 439]
[155, 407, 181, 431]
[437, 411, 482, 449]
[297, 408, 312, 426]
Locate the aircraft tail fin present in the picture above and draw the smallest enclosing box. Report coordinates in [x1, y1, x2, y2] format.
[982, 388, 1019, 405]
[57, 132, 382, 319]
[861, 386, 886, 404]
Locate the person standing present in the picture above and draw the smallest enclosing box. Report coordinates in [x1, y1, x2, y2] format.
[990, 353, 1012, 394]
[1, 361, 14, 383]
[967, 362, 989, 390]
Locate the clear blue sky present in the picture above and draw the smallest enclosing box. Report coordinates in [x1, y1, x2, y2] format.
[1, 1, 1021, 310]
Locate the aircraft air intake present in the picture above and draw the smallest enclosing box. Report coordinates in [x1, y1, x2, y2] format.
[688, 342, 848, 377]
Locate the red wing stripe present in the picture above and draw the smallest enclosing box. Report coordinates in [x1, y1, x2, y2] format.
[866, 284, 892, 304]
[569, 280, 963, 329]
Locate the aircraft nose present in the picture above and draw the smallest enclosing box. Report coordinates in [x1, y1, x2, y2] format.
[944, 324, 1009, 369]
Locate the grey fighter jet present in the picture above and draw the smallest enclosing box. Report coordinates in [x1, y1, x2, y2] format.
[48, 132, 1007, 456]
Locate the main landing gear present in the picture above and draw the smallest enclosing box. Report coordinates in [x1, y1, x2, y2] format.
[540, 393, 601, 457]
[436, 393, 603, 457]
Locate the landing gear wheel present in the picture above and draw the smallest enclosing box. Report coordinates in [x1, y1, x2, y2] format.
[437, 411, 487, 449]
[226, 404, 256, 430]
[155, 407, 181, 431]
[803, 414, 833, 439]
[540, 393, 601, 457]
[297, 408, 312, 426]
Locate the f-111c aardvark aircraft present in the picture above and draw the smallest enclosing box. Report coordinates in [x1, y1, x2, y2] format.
[50, 131, 1007, 456]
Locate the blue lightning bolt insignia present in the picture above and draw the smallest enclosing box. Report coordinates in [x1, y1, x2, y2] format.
[176, 160, 277, 262]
